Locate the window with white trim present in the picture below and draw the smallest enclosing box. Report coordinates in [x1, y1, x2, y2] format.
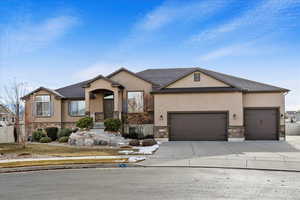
[35, 95, 51, 117]
[127, 92, 144, 113]
[69, 101, 85, 116]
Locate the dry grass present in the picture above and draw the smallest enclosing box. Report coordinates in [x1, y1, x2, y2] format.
[0, 143, 135, 157]
[0, 158, 128, 168]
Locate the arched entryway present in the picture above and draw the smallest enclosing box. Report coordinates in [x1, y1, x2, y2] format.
[89, 89, 115, 122]
[83, 76, 123, 122]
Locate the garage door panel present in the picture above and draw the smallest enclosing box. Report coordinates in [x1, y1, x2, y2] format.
[245, 109, 278, 140]
[169, 113, 227, 141]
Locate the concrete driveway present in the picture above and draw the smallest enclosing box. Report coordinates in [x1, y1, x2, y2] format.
[142, 136, 300, 171]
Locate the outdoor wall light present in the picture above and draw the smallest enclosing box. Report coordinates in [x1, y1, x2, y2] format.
[233, 113, 237, 119]
[281, 114, 284, 118]
[160, 114, 164, 120]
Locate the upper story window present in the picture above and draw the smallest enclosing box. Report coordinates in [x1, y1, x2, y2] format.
[35, 95, 51, 117]
[127, 91, 144, 113]
[194, 72, 201, 82]
[69, 101, 85, 116]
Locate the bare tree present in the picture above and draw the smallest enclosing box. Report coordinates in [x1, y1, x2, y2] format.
[0, 79, 28, 145]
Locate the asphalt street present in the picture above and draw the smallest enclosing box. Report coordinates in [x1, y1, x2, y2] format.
[0, 167, 300, 200]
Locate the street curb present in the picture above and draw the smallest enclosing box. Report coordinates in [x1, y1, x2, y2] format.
[2, 162, 300, 174]
[136, 164, 300, 173]
[0, 163, 139, 174]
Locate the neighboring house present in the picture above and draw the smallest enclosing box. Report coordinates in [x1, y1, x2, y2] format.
[0, 104, 15, 127]
[286, 111, 296, 122]
[22, 67, 289, 141]
[297, 112, 300, 122]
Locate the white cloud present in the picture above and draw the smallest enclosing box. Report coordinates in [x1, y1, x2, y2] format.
[0, 15, 78, 57]
[72, 62, 125, 81]
[198, 42, 262, 61]
[137, 0, 229, 31]
[191, 0, 300, 42]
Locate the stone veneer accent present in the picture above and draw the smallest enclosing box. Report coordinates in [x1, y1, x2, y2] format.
[25, 122, 77, 138]
[279, 124, 286, 140]
[227, 126, 245, 141]
[113, 111, 120, 119]
[154, 126, 246, 140]
[154, 126, 169, 138]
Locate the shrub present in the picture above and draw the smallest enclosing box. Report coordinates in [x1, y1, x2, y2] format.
[72, 128, 79, 133]
[129, 139, 140, 146]
[58, 128, 72, 138]
[76, 117, 93, 129]
[32, 130, 46, 142]
[122, 133, 129, 139]
[142, 139, 157, 146]
[39, 136, 52, 143]
[58, 136, 69, 143]
[128, 131, 138, 139]
[104, 118, 121, 132]
[144, 134, 154, 139]
[45, 127, 58, 141]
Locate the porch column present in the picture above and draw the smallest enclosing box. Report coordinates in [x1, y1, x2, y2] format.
[85, 90, 90, 115]
[113, 89, 120, 119]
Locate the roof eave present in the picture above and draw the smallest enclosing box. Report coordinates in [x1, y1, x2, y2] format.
[21, 87, 64, 100]
[107, 67, 158, 86]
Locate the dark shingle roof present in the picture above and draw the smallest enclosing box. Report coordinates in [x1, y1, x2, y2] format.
[55, 80, 89, 99]
[29, 67, 288, 99]
[137, 67, 289, 92]
[137, 68, 196, 87]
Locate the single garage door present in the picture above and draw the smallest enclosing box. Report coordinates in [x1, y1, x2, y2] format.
[169, 112, 228, 141]
[245, 109, 278, 140]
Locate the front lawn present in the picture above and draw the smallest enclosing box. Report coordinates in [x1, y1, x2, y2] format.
[0, 143, 136, 158]
[0, 158, 129, 168]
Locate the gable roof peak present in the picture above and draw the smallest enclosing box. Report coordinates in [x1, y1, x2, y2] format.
[107, 67, 157, 85]
[21, 86, 64, 100]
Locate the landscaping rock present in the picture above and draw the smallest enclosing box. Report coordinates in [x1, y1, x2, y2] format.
[142, 139, 157, 146]
[68, 131, 129, 147]
[129, 139, 140, 146]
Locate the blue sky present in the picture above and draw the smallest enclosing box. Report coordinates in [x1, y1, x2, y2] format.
[0, 0, 299, 110]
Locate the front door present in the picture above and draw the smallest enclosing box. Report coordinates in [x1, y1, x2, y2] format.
[104, 99, 114, 119]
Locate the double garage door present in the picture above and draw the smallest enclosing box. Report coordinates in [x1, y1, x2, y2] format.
[168, 109, 278, 141]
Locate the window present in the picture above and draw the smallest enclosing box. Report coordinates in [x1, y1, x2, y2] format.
[69, 101, 85, 116]
[194, 72, 201, 82]
[35, 95, 51, 117]
[127, 91, 144, 113]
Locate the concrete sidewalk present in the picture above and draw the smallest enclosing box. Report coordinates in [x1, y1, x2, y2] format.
[140, 136, 300, 171]
[141, 157, 300, 171]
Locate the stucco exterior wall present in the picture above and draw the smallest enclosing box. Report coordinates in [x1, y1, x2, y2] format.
[84, 79, 121, 113]
[154, 92, 243, 127]
[243, 92, 285, 125]
[110, 71, 153, 92]
[110, 70, 154, 112]
[61, 100, 85, 122]
[26, 89, 62, 123]
[167, 72, 229, 88]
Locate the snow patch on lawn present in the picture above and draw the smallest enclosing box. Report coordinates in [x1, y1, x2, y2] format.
[128, 156, 146, 163]
[119, 144, 159, 155]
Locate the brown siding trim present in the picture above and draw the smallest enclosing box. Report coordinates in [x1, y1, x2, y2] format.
[151, 87, 241, 94]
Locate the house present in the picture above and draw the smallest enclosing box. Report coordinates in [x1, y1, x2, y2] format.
[286, 111, 296, 122]
[22, 67, 289, 141]
[0, 104, 15, 127]
[297, 112, 300, 122]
